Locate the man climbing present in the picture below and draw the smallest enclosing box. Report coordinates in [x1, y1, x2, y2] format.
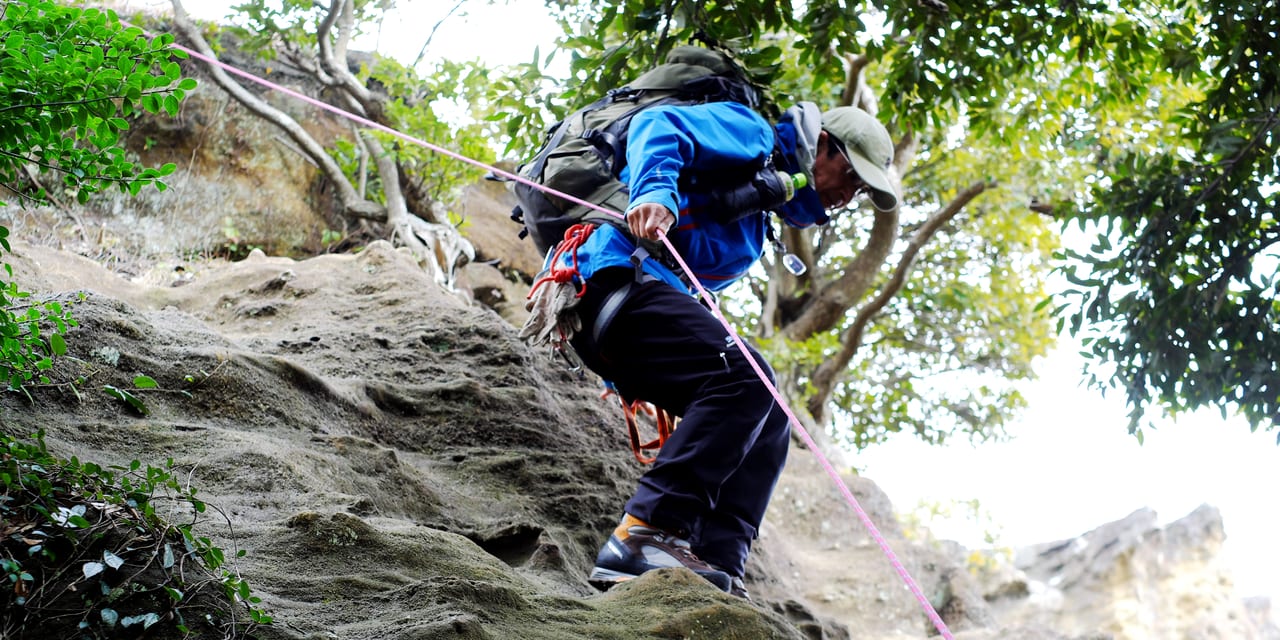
[523, 100, 899, 598]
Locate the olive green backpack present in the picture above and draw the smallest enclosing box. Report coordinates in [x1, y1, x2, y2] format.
[508, 46, 760, 255]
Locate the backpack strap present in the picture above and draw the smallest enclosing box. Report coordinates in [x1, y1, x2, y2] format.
[585, 94, 689, 172]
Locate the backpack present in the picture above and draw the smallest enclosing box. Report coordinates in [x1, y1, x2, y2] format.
[509, 45, 761, 256]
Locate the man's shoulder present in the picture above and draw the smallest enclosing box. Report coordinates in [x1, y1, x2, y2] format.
[642, 100, 767, 126]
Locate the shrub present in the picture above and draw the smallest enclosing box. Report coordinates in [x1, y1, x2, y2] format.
[0, 430, 270, 639]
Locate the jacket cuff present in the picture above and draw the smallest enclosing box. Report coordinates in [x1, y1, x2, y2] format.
[627, 191, 679, 218]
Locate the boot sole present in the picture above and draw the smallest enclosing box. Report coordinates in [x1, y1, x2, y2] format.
[589, 566, 732, 593]
[588, 567, 637, 591]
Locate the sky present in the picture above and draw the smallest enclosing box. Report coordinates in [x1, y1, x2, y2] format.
[125, 0, 1279, 602]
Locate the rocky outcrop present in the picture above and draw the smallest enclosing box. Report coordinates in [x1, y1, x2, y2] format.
[984, 506, 1276, 639]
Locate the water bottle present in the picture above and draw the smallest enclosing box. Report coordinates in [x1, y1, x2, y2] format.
[710, 168, 807, 215]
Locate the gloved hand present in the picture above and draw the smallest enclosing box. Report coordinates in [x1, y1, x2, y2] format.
[518, 274, 583, 347]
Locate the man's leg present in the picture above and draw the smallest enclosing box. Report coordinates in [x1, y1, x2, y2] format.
[602, 286, 781, 532]
[689, 399, 790, 584]
[571, 273, 784, 590]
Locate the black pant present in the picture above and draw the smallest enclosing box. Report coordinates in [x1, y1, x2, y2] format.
[570, 268, 790, 577]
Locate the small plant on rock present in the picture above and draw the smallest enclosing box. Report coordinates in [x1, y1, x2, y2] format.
[0, 430, 271, 639]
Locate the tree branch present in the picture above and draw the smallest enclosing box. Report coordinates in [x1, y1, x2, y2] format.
[366, 132, 474, 288]
[779, 127, 918, 340]
[410, 0, 466, 70]
[807, 180, 993, 420]
[782, 206, 898, 340]
[841, 54, 873, 112]
[316, 0, 378, 118]
[168, 0, 385, 222]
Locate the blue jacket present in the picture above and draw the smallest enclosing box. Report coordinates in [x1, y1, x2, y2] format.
[559, 101, 828, 293]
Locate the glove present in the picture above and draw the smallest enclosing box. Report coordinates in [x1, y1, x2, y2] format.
[518, 275, 583, 347]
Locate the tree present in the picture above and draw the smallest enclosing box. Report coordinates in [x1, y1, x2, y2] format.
[495, 1, 1076, 450]
[0, 0, 190, 393]
[494, 0, 1275, 444]
[181, 0, 1273, 446]
[1061, 1, 1279, 436]
[166, 0, 501, 288]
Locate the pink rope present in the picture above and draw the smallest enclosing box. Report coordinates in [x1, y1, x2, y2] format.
[661, 238, 955, 638]
[158, 29, 954, 638]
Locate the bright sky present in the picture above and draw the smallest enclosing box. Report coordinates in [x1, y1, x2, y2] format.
[860, 340, 1279, 600]
[124, 0, 1279, 602]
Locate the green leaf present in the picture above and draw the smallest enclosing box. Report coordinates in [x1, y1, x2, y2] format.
[163, 94, 180, 116]
[83, 561, 105, 578]
[131, 375, 158, 389]
[103, 385, 149, 415]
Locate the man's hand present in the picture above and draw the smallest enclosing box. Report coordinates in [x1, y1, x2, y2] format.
[627, 203, 676, 240]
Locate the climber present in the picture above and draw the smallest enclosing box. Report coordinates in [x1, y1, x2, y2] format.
[522, 101, 899, 598]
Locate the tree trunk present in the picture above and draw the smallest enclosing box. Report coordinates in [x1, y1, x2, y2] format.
[806, 181, 993, 421]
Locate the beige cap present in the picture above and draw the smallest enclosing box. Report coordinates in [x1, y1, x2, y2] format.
[821, 107, 898, 211]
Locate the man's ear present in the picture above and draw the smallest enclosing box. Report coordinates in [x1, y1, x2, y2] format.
[815, 130, 836, 158]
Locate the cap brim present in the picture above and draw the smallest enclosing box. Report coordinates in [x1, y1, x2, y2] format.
[848, 153, 898, 211]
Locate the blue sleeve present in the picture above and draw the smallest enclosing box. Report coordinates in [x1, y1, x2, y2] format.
[624, 102, 775, 215]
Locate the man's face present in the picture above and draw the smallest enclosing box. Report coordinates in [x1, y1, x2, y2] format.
[812, 131, 870, 210]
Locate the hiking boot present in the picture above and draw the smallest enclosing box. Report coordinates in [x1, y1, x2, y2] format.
[588, 514, 732, 592]
[707, 563, 752, 601]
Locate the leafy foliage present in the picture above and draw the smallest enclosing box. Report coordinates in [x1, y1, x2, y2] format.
[502, 0, 1275, 442]
[0, 0, 191, 205]
[0, 0, 193, 406]
[361, 56, 496, 215]
[221, 0, 497, 217]
[0, 226, 80, 396]
[510, 0, 1060, 448]
[1, 430, 270, 639]
[1061, 1, 1279, 435]
[203, 0, 1272, 441]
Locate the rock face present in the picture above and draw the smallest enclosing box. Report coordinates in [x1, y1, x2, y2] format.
[984, 506, 1279, 640]
[2, 240, 1273, 640]
[2, 241, 813, 639]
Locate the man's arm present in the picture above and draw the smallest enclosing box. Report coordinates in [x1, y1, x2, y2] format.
[625, 101, 774, 239]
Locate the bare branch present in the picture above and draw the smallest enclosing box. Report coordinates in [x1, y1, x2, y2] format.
[1028, 198, 1055, 215]
[361, 132, 473, 289]
[778, 126, 920, 340]
[782, 206, 898, 341]
[316, 0, 377, 117]
[806, 180, 993, 420]
[412, 0, 467, 70]
[841, 54, 873, 113]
